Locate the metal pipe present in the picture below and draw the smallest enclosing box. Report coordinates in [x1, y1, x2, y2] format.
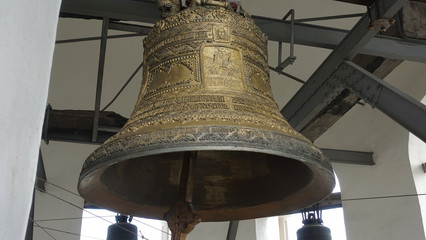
[269, 66, 306, 84]
[108, 21, 152, 33]
[290, 9, 295, 58]
[226, 221, 239, 240]
[278, 42, 283, 64]
[295, 13, 364, 23]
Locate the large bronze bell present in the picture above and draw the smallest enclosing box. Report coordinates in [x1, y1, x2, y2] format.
[78, 3, 334, 239]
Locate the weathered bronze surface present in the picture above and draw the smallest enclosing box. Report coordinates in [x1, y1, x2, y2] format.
[78, 5, 335, 225]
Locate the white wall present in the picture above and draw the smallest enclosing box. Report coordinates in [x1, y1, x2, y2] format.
[34, 142, 96, 239]
[255, 217, 281, 240]
[0, 1, 61, 239]
[408, 95, 426, 235]
[34, 17, 144, 239]
[187, 219, 256, 240]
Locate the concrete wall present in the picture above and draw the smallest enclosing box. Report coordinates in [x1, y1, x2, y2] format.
[0, 1, 61, 239]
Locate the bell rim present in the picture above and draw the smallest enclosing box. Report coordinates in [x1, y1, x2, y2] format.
[80, 125, 332, 179]
[78, 125, 335, 221]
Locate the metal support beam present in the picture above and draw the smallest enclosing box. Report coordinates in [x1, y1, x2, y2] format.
[56, 22, 151, 44]
[252, 15, 426, 63]
[295, 13, 364, 23]
[322, 148, 374, 165]
[59, 0, 426, 63]
[226, 221, 239, 240]
[108, 21, 152, 34]
[358, 35, 426, 63]
[253, 15, 349, 50]
[42, 109, 127, 144]
[56, 33, 145, 44]
[92, 17, 109, 142]
[281, 0, 408, 131]
[25, 190, 35, 240]
[333, 61, 426, 142]
[36, 149, 47, 191]
[60, 0, 160, 23]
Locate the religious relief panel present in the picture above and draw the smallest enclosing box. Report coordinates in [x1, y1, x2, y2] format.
[144, 56, 199, 96]
[201, 45, 244, 90]
[213, 25, 230, 43]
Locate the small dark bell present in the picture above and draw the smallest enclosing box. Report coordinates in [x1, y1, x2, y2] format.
[297, 224, 332, 240]
[107, 215, 138, 240]
[297, 207, 332, 240]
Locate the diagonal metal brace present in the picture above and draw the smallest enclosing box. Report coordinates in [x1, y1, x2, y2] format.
[281, 0, 409, 132]
[332, 61, 426, 143]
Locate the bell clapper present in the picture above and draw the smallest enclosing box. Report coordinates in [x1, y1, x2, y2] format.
[164, 151, 201, 240]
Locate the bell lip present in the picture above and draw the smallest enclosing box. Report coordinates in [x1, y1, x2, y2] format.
[79, 129, 333, 180]
[78, 127, 335, 221]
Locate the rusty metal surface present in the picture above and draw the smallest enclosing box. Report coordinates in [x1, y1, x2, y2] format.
[401, 1, 426, 39]
[78, 6, 335, 223]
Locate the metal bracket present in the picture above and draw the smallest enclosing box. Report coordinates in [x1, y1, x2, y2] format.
[42, 104, 52, 144]
[367, 0, 396, 32]
[275, 9, 296, 72]
[108, 21, 152, 34]
[333, 61, 426, 143]
[333, 62, 383, 108]
[321, 148, 375, 165]
[369, 18, 395, 32]
[36, 149, 47, 192]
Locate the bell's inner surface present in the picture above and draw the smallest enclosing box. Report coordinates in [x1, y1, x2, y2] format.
[78, 5, 335, 223]
[100, 151, 313, 217]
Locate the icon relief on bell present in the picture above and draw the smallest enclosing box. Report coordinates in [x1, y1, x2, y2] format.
[213, 26, 230, 42]
[201, 46, 244, 90]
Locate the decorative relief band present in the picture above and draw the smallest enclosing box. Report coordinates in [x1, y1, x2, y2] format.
[111, 108, 302, 144]
[142, 55, 199, 97]
[82, 125, 330, 175]
[147, 7, 266, 40]
[145, 8, 267, 53]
